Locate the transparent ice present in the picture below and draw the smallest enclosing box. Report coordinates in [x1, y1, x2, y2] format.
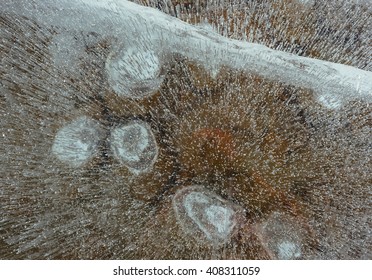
[0, 0, 371, 259]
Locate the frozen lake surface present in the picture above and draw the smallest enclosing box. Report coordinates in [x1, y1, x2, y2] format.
[0, 0, 371, 259]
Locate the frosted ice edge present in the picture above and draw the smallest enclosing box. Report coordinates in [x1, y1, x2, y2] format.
[1, 0, 371, 104]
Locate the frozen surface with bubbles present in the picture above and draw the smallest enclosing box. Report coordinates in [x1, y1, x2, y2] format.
[0, 0, 371, 259]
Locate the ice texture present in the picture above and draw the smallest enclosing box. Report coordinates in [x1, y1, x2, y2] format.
[52, 116, 103, 167]
[110, 120, 158, 174]
[173, 186, 245, 246]
[0, 0, 371, 259]
[106, 46, 164, 99]
[277, 241, 302, 260]
[256, 212, 307, 260]
[0, 0, 371, 102]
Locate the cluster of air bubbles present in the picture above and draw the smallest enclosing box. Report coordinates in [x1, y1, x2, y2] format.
[0, 0, 371, 260]
[254, 212, 306, 260]
[51, 116, 103, 168]
[173, 185, 245, 246]
[106, 45, 164, 99]
[110, 120, 158, 174]
[51, 116, 159, 175]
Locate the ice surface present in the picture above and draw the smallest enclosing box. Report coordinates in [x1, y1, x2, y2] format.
[173, 186, 245, 246]
[106, 46, 164, 99]
[257, 212, 306, 260]
[277, 241, 302, 260]
[205, 205, 234, 235]
[1, 0, 370, 102]
[52, 116, 103, 167]
[183, 192, 235, 240]
[317, 94, 343, 110]
[48, 33, 86, 72]
[0, 0, 371, 260]
[110, 120, 158, 174]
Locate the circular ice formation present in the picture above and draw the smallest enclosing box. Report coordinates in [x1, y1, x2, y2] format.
[257, 212, 305, 260]
[184, 194, 235, 241]
[110, 120, 158, 174]
[106, 46, 164, 99]
[51, 116, 103, 167]
[173, 185, 245, 245]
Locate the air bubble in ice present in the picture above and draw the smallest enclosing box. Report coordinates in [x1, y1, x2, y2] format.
[257, 212, 305, 260]
[173, 186, 245, 245]
[110, 120, 158, 174]
[51, 116, 103, 167]
[106, 46, 164, 99]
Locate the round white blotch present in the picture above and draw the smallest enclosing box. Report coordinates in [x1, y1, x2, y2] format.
[106, 46, 163, 99]
[277, 240, 302, 260]
[184, 192, 235, 241]
[173, 186, 245, 245]
[257, 212, 305, 260]
[205, 205, 235, 235]
[52, 116, 103, 167]
[110, 120, 158, 174]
